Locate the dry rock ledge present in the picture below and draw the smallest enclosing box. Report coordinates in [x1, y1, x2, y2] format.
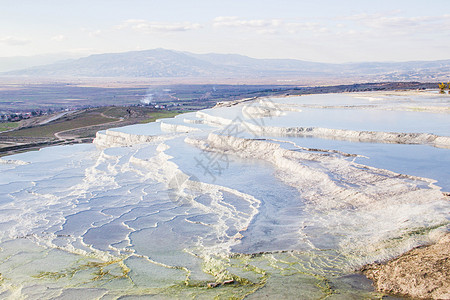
[362, 234, 450, 299]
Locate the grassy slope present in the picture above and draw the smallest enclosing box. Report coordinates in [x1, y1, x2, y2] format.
[3, 112, 117, 138]
[0, 122, 19, 132]
[141, 111, 182, 123]
[1, 107, 183, 139]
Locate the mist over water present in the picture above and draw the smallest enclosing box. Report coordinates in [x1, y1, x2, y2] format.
[0, 91, 448, 299]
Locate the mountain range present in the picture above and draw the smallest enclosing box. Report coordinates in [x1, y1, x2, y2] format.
[1, 49, 449, 81]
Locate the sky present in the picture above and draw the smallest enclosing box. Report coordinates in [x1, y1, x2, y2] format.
[1, 0, 449, 63]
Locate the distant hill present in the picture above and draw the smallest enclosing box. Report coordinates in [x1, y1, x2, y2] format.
[0, 53, 81, 72]
[2, 48, 450, 81]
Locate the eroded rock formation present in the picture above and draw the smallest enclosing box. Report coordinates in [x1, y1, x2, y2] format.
[362, 234, 450, 299]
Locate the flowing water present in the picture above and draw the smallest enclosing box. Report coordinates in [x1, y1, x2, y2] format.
[0, 91, 448, 299]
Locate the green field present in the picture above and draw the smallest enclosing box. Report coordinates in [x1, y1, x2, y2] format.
[0, 122, 19, 132]
[141, 111, 183, 123]
[3, 111, 117, 138]
[1, 108, 183, 139]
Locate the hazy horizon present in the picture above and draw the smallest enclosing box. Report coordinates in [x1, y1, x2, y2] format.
[1, 0, 449, 63]
[2, 47, 450, 65]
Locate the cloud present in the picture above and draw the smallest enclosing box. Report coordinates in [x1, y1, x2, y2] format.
[343, 13, 450, 36]
[213, 16, 281, 28]
[212, 16, 332, 36]
[351, 14, 430, 28]
[80, 28, 103, 38]
[210, 13, 449, 39]
[0, 36, 30, 46]
[88, 30, 102, 38]
[117, 19, 202, 33]
[256, 28, 278, 35]
[51, 34, 65, 41]
[285, 22, 329, 34]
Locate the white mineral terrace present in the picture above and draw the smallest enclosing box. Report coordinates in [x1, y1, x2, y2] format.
[0, 91, 448, 299]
